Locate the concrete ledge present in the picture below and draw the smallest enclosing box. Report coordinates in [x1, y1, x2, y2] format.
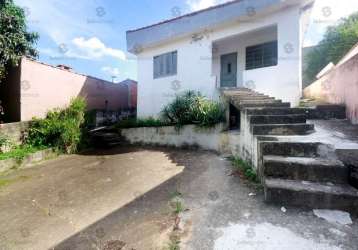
[120, 123, 240, 155]
[0, 148, 58, 174]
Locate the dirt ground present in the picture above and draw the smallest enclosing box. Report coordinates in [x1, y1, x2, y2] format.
[0, 146, 357, 250]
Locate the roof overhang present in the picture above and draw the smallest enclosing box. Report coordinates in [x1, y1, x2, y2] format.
[126, 0, 314, 54]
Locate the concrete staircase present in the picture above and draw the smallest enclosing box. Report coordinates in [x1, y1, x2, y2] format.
[222, 88, 358, 213]
[261, 142, 358, 213]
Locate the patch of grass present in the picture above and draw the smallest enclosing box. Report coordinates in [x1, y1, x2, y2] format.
[169, 190, 182, 199]
[167, 238, 180, 250]
[0, 179, 11, 188]
[0, 175, 30, 189]
[0, 144, 46, 162]
[231, 157, 259, 183]
[173, 200, 184, 214]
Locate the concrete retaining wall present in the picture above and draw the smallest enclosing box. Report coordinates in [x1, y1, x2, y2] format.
[303, 54, 358, 124]
[120, 124, 240, 155]
[0, 148, 57, 174]
[0, 122, 30, 145]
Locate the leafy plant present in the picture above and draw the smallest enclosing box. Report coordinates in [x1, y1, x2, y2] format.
[161, 91, 225, 127]
[305, 11, 358, 84]
[27, 98, 87, 153]
[231, 157, 259, 183]
[0, 0, 39, 80]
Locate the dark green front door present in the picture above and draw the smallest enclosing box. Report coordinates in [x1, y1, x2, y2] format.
[220, 52, 237, 88]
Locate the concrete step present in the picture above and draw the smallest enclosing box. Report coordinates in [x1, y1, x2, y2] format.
[263, 156, 349, 183]
[237, 99, 282, 105]
[230, 96, 274, 101]
[250, 114, 307, 125]
[260, 142, 332, 157]
[238, 102, 291, 109]
[264, 178, 358, 213]
[252, 123, 314, 135]
[245, 108, 306, 116]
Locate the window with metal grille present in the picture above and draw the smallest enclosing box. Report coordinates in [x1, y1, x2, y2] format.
[245, 41, 278, 70]
[153, 51, 177, 79]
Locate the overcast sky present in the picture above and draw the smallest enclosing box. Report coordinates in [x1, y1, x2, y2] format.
[14, 0, 358, 82]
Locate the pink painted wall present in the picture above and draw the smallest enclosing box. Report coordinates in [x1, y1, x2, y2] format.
[20, 58, 131, 121]
[304, 54, 358, 124]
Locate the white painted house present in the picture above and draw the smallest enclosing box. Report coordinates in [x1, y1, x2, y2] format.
[127, 0, 315, 118]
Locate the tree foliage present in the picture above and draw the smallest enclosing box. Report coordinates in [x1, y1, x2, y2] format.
[305, 12, 358, 84]
[0, 0, 38, 80]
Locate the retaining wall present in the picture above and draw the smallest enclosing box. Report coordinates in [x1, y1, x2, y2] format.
[120, 124, 240, 155]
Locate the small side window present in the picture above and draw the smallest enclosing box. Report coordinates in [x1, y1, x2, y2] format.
[153, 51, 177, 79]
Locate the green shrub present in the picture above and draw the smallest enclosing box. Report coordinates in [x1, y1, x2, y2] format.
[161, 91, 225, 127]
[0, 133, 13, 153]
[27, 97, 86, 153]
[0, 144, 45, 161]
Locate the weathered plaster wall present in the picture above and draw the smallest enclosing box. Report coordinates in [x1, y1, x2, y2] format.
[120, 124, 240, 155]
[303, 54, 358, 124]
[19, 58, 130, 121]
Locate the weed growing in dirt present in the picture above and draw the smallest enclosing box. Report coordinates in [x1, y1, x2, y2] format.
[173, 200, 184, 214]
[231, 157, 259, 183]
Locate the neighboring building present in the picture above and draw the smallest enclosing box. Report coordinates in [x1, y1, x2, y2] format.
[119, 79, 138, 110]
[0, 57, 136, 123]
[126, 0, 315, 118]
[304, 42, 358, 124]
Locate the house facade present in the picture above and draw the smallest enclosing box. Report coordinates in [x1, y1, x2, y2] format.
[127, 0, 314, 118]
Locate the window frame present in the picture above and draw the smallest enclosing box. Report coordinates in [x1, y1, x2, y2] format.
[153, 51, 178, 79]
[245, 41, 278, 71]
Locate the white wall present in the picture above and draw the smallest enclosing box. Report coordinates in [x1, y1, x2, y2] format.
[136, 5, 305, 118]
[120, 124, 241, 155]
